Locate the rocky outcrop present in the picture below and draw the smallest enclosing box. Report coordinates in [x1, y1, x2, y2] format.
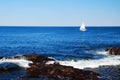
[0, 53, 100, 80]
[23, 53, 55, 63]
[26, 63, 100, 80]
[0, 62, 20, 74]
[23, 54, 100, 80]
[106, 47, 120, 55]
[0, 67, 19, 74]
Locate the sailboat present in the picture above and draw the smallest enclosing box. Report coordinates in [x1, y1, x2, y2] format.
[80, 22, 86, 31]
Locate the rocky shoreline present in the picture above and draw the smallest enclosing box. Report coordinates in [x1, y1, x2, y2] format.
[0, 47, 120, 80]
[106, 47, 120, 55]
[0, 53, 100, 80]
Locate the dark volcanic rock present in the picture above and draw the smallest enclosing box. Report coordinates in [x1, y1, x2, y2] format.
[0, 53, 101, 80]
[26, 63, 100, 80]
[22, 54, 100, 80]
[0, 57, 3, 59]
[106, 47, 120, 55]
[118, 68, 120, 71]
[0, 63, 20, 74]
[23, 53, 55, 63]
[0, 67, 19, 74]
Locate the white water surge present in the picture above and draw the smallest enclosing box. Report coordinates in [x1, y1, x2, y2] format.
[96, 51, 109, 55]
[59, 56, 120, 69]
[0, 58, 33, 68]
[45, 51, 120, 69]
[0, 51, 120, 70]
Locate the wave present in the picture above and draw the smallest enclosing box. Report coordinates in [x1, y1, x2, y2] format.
[59, 56, 120, 69]
[0, 57, 33, 68]
[96, 50, 109, 55]
[0, 51, 120, 70]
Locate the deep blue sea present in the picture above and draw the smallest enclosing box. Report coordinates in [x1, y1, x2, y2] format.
[0, 26, 120, 80]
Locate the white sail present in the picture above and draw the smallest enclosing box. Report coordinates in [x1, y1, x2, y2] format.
[80, 22, 86, 31]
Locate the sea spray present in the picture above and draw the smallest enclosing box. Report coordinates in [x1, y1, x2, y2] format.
[0, 57, 33, 68]
[59, 56, 120, 69]
[96, 50, 109, 55]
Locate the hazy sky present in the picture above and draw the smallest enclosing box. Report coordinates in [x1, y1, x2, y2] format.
[0, 0, 120, 26]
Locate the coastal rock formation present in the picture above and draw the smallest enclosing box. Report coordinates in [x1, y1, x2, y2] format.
[24, 54, 100, 80]
[0, 66, 19, 74]
[26, 63, 100, 80]
[23, 53, 55, 63]
[0, 53, 100, 80]
[106, 47, 120, 55]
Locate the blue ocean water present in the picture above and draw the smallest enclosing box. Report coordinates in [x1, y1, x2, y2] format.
[0, 26, 120, 80]
[0, 27, 120, 59]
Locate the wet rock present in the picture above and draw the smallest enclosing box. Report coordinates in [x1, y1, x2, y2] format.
[0, 62, 20, 74]
[118, 68, 120, 71]
[23, 53, 55, 63]
[0, 57, 3, 59]
[0, 67, 19, 74]
[106, 47, 120, 55]
[0, 53, 101, 80]
[26, 63, 100, 80]
[21, 54, 100, 80]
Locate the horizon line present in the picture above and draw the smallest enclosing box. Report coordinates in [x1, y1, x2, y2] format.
[0, 25, 120, 27]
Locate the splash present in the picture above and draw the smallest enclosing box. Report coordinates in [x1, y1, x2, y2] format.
[59, 56, 120, 69]
[0, 57, 33, 68]
[46, 61, 56, 65]
[96, 50, 109, 55]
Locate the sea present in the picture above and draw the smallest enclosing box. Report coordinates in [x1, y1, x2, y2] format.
[0, 26, 120, 80]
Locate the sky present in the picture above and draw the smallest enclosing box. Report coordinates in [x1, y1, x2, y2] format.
[0, 0, 120, 26]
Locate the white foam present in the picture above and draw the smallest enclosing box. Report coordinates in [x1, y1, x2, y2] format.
[48, 57, 56, 61]
[46, 61, 56, 65]
[0, 58, 33, 68]
[96, 51, 109, 55]
[59, 56, 120, 69]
